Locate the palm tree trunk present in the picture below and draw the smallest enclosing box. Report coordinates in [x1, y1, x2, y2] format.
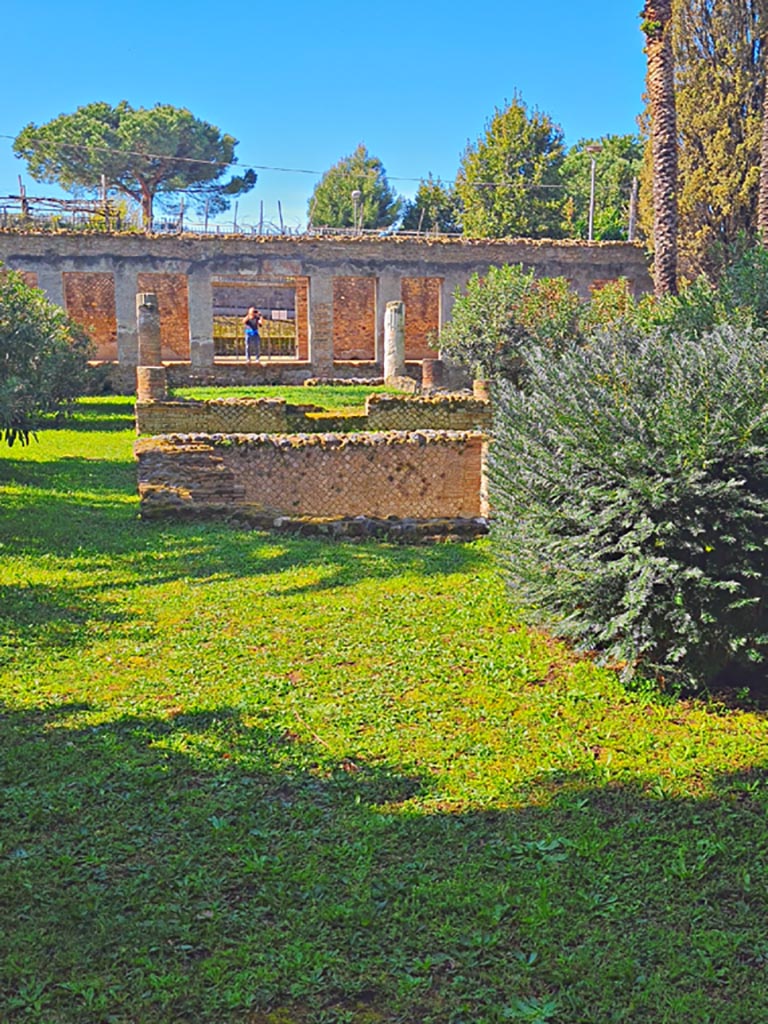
[643, 0, 678, 296]
[758, 66, 768, 244]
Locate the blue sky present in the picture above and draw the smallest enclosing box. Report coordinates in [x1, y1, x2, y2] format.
[0, 1, 647, 230]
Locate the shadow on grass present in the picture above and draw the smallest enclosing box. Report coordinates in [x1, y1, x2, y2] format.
[41, 402, 136, 433]
[0, 452, 135, 494]
[0, 452, 486, 662]
[2, 700, 768, 1024]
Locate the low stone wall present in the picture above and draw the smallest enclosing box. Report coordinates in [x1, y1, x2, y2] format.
[365, 393, 492, 432]
[135, 430, 487, 524]
[136, 398, 288, 435]
[136, 392, 492, 436]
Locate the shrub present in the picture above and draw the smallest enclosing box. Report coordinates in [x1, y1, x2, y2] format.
[0, 264, 93, 445]
[440, 264, 583, 381]
[440, 264, 536, 380]
[488, 324, 768, 689]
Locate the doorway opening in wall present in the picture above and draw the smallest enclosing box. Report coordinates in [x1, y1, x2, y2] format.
[212, 279, 298, 361]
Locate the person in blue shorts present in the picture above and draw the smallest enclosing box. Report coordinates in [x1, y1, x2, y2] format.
[243, 306, 263, 362]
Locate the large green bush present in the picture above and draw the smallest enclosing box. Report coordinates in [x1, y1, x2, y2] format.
[0, 265, 92, 445]
[489, 325, 768, 689]
[440, 264, 582, 381]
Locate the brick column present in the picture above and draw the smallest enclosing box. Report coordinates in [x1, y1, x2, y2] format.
[308, 272, 334, 375]
[137, 292, 162, 365]
[188, 268, 214, 367]
[114, 264, 138, 366]
[136, 365, 168, 401]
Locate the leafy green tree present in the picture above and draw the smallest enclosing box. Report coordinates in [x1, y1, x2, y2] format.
[307, 144, 401, 229]
[14, 102, 257, 231]
[401, 176, 461, 234]
[0, 265, 92, 446]
[455, 96, 566, 239]
[559, 135, 643, 240]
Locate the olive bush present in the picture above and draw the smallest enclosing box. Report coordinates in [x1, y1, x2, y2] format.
[489, 324, 768, 689]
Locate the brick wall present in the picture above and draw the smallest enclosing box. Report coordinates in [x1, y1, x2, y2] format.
[365, 394, 492, 432]
[62, 272, 117, 360]
[333, 277, 376, 360]
[137, 273, 190, 360]
[402, 277, 441, 360]
[295, 276, 309, 360]
[136, 398, 288, 435]
[135, 431, 485, 520]
[17, 270, 39, 288]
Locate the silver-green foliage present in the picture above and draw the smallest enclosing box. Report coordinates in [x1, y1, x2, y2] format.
[439, 264, 582, 381]
[489, 324, 768, 688]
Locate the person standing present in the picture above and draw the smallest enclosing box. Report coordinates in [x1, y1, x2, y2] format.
[242, 306, 263, 362]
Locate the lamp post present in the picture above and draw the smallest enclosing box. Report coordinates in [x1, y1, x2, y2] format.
[351, 189, 362, 233]
[585, 143, 602, 242]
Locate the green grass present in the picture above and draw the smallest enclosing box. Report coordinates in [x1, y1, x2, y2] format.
[2, 397, 768, 1023]
[170, 385, 396, 415]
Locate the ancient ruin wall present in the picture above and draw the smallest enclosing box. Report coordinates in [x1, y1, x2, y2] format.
[365, 394, 491, 432]
[136, 393, 492, 435]
[135, 398, 288, 436]
[135, 431, 486, 520]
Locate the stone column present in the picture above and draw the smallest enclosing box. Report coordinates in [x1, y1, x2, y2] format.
[384, 301, 406, 381]
[308, 272, 334, 376]
[114, 265, 139, 366]
[137, 292, 162, 365]
[376, 271, 401, 364]
[188, 269, 214, 367]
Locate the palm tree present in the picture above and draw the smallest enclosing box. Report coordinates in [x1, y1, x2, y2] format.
[758, 10, 768, 244]
[642, 0, 678, 296]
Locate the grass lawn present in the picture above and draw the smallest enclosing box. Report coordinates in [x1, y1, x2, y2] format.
[2, 397, 768, 1024]
[170, 385, 397, 416]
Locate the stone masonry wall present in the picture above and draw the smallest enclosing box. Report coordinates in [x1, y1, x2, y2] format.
[0, 232, 653, 375]
[136, 393, 492, 436]
[136, 398, 288, 435]
[365, 394, 492, 432]
[135, 431, 485, 520]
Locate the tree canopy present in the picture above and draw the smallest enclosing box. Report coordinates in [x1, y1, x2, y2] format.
[0, 265, 92, 446]
[455, 96, 566, 239]
[560, 135, 643, 240]
[13, 102, 257, 231]
[400, 176, 462, 234]
[307, 144, 401, 229]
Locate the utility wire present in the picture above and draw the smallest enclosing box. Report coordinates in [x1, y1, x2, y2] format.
[0, 132, 633, 192]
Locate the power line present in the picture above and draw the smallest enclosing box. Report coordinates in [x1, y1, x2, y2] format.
[0, 132, 635, 192]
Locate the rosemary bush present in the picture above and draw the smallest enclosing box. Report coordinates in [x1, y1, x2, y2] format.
[489, 324, 768, 689]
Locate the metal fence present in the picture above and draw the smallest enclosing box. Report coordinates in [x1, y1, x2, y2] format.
[0, 193, 461, 240]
